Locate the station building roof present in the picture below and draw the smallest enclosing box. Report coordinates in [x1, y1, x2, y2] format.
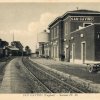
[48, 9, 100, 28]
[6, 46, 19, 51]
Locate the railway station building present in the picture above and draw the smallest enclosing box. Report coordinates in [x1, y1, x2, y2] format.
[48, 9, 100, 63]
[48, 17, 64, 61]
[70, 24, 100, 64]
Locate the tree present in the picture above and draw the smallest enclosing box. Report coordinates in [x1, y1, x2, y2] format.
[25, 46, 31, 56]
[0, 39, 9, 48]
[0, 39, 9, 58]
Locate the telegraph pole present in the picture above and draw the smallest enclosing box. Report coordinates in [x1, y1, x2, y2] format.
[37, 32, 38, 48]
[76, 7, 79, 10]
[13, 32, 14, 42]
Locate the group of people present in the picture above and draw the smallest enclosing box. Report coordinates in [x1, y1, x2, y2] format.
[60, 53, 65, 61]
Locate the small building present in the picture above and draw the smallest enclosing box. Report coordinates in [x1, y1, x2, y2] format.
[31, 53, 38, 58]
[11, 41, 23, 56]
[38, 30, 49, 57]
[70, 24, 100, 64]
[5, 46, 19, 56]
[35, 48, 39, 57]
[44, 42, 50, 58]
[38, 42, 45, 57]
[62, 10, 100, 62]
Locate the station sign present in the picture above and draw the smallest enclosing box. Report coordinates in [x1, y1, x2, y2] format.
[70, 17, 94, 21]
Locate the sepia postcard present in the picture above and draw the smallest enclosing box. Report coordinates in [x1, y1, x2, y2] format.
[0, 0, 100, 100]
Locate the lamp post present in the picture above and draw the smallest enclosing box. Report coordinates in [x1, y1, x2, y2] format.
[22, 47, 24, 57]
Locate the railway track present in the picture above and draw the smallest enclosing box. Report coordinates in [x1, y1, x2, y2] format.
[22, 57, 85, 93]
[21, 61, 52, 93]
[28, 59, 91, 93]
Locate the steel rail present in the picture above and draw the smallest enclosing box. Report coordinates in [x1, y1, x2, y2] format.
[27, 59, 85, 93]
[22, 58, 53, 93]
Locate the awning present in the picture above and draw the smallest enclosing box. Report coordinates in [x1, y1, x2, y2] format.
[8, 47, 19, 51]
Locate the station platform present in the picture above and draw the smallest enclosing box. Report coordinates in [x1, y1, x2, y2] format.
[30, 58, 100, 92]
[0, 58, 32, 93]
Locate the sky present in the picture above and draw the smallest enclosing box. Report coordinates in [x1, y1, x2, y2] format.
[0, 2, 100, 52]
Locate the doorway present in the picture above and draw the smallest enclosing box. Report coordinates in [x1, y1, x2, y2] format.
[81, 42, 86, 64]
[72, 43, 75, 63]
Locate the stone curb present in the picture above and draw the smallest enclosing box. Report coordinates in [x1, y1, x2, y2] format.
[30, 59, 100, 93]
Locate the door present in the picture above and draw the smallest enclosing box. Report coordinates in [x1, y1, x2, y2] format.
[81, 42, 86, 64]
[72, 43, 75, 63]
